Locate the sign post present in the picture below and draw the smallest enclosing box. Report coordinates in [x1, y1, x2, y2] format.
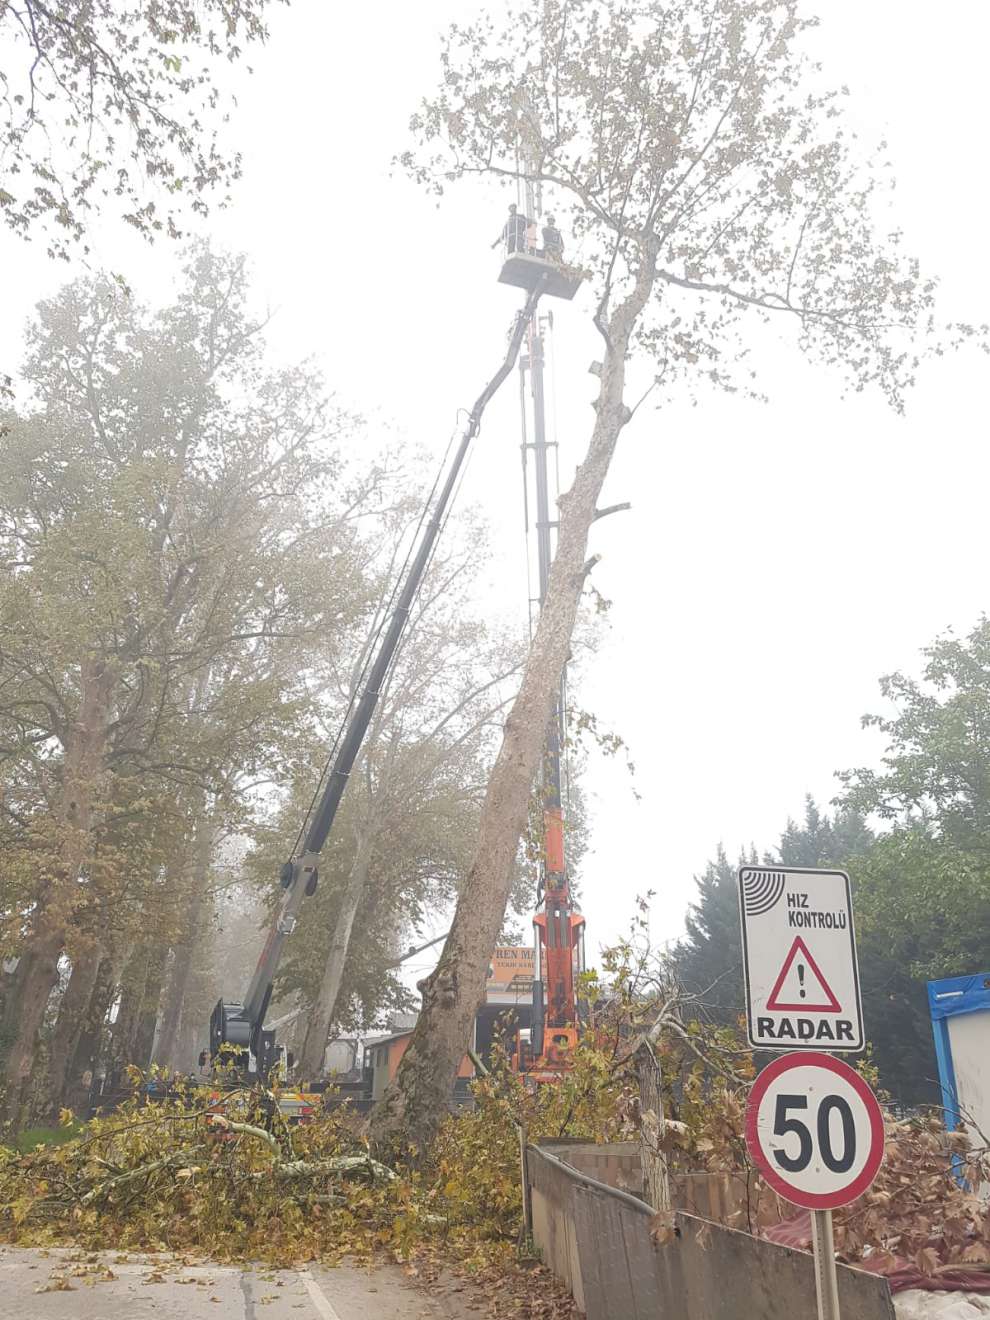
[811, 1205, 841, 1320]
[739, 867, 878, 1320]
[745, 1052, 885, 1320]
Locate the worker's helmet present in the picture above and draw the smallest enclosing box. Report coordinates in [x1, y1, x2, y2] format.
[508, 203, 517, 213]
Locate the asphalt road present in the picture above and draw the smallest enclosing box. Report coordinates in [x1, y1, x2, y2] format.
[0, 1246, 484, 1320]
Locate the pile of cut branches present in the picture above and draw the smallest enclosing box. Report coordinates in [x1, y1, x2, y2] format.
[0, 1083, 414, 1262]
[0, 1072, 585, 1317]
[0, 1066, 583, 1271]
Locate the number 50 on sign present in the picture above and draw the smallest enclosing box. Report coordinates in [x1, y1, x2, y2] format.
[745, 1052, 885, 1210]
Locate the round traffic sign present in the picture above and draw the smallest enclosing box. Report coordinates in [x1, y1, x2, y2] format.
[745, 1051, 885, 1210]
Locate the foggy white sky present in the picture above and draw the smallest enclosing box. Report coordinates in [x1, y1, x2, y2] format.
[2, 1, 988, 975]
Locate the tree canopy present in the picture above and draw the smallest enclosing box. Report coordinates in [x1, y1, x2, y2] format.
[0, 0, 276, 256]
[674, 621, 990, 1108]
[402, 0, 968, 410]
[0, 239, 556, 1124]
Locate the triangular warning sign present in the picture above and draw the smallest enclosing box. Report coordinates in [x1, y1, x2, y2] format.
[766, 936, 841, 1013]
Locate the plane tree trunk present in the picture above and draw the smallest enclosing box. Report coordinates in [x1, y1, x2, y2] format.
[1, 922, 66, 1128]
[2, 657, 113, 1128]
[153, 825, 215, 1072]
[63, 957, 114, 1116]
[297, 825, 377, 1081]
[133, 945, 168, 1069]
[368, 248, 657, 1158]
[153, 926, 201, 1073]
[109, 947, 153, 1077]
[48, 941, 103, 1115]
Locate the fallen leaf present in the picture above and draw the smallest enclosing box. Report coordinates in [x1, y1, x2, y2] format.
[35, 1276, 75, 1293]
[650, 1209, 679, 1246]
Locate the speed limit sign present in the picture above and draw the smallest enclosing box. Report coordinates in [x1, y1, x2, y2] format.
[745, 1052, 885, 1210]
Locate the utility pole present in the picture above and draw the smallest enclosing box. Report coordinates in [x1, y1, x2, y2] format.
[494, 118, 585, 1072]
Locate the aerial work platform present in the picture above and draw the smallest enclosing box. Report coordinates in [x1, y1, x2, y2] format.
[498, 249, 583, 300]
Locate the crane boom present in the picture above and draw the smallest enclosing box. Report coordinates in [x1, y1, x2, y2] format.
[212, 278, 548, 1074]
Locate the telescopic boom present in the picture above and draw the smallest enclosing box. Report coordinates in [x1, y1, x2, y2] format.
[211, 279, 547, 1073]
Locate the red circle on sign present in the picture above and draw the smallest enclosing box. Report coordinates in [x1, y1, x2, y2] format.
[745, 1051, 885, 1210]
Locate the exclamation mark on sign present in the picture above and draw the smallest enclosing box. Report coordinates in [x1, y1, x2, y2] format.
[798, 963, 806, 998]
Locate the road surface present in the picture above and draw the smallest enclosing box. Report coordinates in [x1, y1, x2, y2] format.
[0, 1246, 485, 1319]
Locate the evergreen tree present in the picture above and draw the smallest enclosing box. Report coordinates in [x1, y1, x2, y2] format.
[849, 828, 990, 1107]
[775, 795, 873, 869]
[673, 799, 872, 1031]
[671, 845, 750, 1026]
[839, 623, 990, 1105]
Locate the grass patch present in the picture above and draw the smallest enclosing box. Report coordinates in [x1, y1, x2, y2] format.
[5, 1122, 84, 1154]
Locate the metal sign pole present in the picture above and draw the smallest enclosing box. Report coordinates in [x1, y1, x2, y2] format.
[811, 1209, 841, 1320]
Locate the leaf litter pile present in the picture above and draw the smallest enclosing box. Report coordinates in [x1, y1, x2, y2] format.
[653, 1082, 990, 1279]
[812, 1116, 990, 1278]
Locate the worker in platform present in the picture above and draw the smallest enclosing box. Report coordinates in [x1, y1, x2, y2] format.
[542, 215, 564, 261]
[493, 203, 529, 254]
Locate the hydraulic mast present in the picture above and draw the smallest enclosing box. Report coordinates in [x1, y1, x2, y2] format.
[515, 166, 586, 1074]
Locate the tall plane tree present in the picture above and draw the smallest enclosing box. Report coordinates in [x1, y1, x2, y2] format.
[0, 246, 378, 1124]
[370, 0, 966, 1155]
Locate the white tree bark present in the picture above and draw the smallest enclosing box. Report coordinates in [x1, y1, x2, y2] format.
[637, 1041, 672, 1211]
[296, 825, 377, 1080]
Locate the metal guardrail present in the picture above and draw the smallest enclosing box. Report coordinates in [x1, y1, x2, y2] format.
[527, 1142, 653, 1216]
[526, 1140, 896, 1320]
